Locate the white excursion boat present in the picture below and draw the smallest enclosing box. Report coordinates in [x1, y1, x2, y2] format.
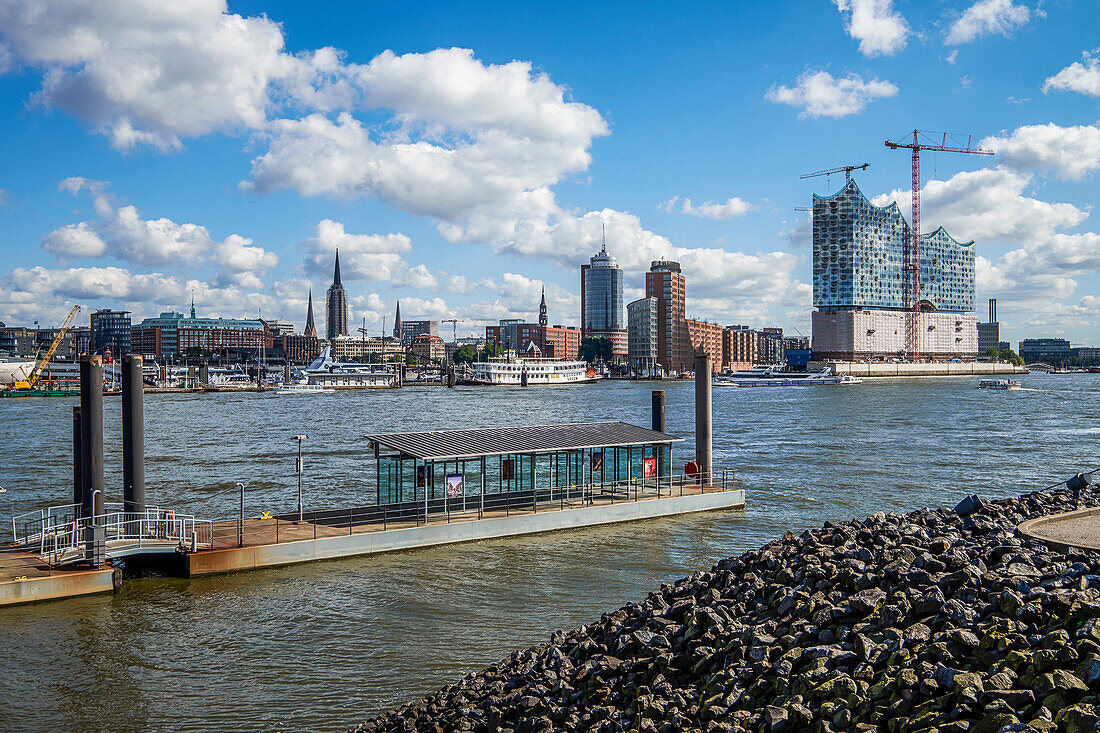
[463, 353, 598, 386]
[978, 379, 1022, 390]
[301, 346, 398, 388]
[275, 380, 336, 395]
[714, 366, 862, 387]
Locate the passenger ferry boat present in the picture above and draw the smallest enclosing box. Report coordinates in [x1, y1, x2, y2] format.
[275, 381, 336, 395]
[978, 379, 1022, 390]
[463, 354, 598, 386]
[714, 366, 862, 387]
[302, 346, 397, 388]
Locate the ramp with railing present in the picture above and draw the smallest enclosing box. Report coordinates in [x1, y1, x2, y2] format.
[11, 504, 213, 567]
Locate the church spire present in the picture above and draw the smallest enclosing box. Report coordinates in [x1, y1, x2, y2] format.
[304, 289, 317, 338]
[539, 286, 548, 327]
[393, 300, 402, 340]
[333, 247, 342, 287]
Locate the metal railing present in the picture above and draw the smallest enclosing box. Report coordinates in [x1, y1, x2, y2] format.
[274, 468, 738, 536]
[14, 506, 213, 566]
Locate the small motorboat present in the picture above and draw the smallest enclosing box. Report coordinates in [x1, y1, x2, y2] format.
[274, 381, 336, 395]
[977, 379, 1022, 390]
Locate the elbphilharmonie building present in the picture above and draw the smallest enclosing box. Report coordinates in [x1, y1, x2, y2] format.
[810, 179, 979, 361]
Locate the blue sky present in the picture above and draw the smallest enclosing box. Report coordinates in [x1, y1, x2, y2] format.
[0, 0, 1098, 345]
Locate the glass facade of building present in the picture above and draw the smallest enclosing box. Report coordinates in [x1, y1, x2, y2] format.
[813, 180, 975, 313]
[583, 248, 624, 332]
[89, 309, 132, 356]
[132, 311, 267, 356]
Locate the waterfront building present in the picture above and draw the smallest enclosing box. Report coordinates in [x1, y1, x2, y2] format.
[276, 333, 321, 363]
[760, 327, 785, 365]
[1018, 338, 1072, 364]
[810, 179, 978, 361]
[978, 298, 1001, 355]
[410, 333, 446, 363]
[646, 260, 692, 374]
[1072, 346, 1100, 364]
[131, 311, 270, 357]
[329, 335, 404, 362]
[0, 326, 37, 357]
[581, 237, 627, 358]
[627, 297, 658, 374]
[400, 319, 439, 346]
[89, 309, 132, 357]
[685, 318, 723, 373]
[723, 326, 759, 372]
[34, 325, 90, 361]
[303, 290, 317, 338]
[485, 318, 581, 360]
[325, 249, 349, 339]
[264, 319, 296, 336]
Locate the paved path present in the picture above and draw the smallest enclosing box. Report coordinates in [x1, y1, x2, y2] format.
[1018, 506, 1100, 551]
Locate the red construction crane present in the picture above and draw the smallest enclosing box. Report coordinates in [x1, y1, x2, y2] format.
[884, 130, 993, 361]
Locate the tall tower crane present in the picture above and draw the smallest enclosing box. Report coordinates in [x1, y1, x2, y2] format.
[885, 130, 993, 361]
[800, 162, 869, 183]
[441, 318, 467, 343]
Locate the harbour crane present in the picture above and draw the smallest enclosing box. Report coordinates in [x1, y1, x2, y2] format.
[800, 162, 869, 183]
[885, 130, 993, 361]
[11, 305, 81, 390]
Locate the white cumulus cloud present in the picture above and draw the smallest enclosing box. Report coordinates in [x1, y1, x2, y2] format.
[766, 70, 898, 119]
[662, 196, 755, 220]
[303, 219, 437, 290]
[945, 0, 1033, 45]
[1043, 51, 1100, 98]
[833, 0, 909, 57]
[982, 124, 1100, 181]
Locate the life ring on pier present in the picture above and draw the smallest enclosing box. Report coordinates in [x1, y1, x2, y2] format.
[165, 510, 175, 522]
[685, 461, 699, 477]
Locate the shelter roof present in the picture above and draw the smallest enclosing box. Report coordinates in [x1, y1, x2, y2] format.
[367, 421, 681, 461]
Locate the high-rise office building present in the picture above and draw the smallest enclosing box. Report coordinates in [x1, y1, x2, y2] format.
[89, 309, 132, 356]
[627, 297, 658, 374]
[645, 259, 692, 373]
[325, 249, 349, 340]
[580, 234, 627, 358]
[810, 179, 978, 361]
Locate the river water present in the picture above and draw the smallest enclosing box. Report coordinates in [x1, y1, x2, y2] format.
[0, 374, 1097, 732]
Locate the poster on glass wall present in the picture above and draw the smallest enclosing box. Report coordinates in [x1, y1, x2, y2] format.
[446, 473, 464, 497]
[591, 451, 603, 472]
[643, 457, 657, 478]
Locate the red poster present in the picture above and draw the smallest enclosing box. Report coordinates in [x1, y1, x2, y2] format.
[643, 457, 657, 478]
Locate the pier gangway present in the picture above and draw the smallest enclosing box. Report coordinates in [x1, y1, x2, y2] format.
[12, 504, 214, 567]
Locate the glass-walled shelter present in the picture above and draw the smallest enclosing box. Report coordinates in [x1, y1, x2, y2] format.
[367, 421, 681, 514]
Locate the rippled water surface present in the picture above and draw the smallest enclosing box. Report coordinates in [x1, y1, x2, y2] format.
[1, 374, 1097, 732]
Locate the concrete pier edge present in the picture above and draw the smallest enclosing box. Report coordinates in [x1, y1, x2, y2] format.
[1017, 504, 1100, 553]
[0, 568, 119, 607]
[187, 489, 746, 577]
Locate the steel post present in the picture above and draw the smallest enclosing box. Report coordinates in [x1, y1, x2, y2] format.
[122, 355, 146, 515]
[694, 351, 712, 484]
[72, 406, 83, 509]
[79, 356, 104, 518]
[651, 390, 666, 433]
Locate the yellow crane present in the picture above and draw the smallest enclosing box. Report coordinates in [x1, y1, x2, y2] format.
[11, 305, 81, 390]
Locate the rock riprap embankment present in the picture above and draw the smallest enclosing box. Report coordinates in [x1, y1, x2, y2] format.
[351, 489, 1100, 733]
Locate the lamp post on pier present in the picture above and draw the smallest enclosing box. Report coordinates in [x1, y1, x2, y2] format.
[294, 435, 308, 523]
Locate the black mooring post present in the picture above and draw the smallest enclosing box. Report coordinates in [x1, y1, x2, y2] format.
[72, 406, 83, 510]
[79, 356, 104, 518]
[122, 354, 146, 515]
[694, 351, 712, 485]
[651, 390, 666, 433]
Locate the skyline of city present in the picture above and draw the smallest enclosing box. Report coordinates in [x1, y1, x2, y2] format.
[0, 2, 1098, 345]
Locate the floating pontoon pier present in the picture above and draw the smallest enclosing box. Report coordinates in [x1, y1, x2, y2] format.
[2, 351, 743, 606]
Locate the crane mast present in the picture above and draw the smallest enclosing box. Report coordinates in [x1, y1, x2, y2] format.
[17, 305, 81, 389]
[884, 131, 993, 361]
